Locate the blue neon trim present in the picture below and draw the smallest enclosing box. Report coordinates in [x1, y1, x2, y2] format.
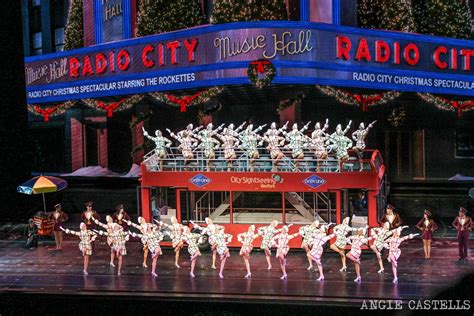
[122, 0, 132, 39]
[300, 0, 310, 22]
[25, 21, 474, 63]
[93, 0, 103, 44]
[26, 58, 474, 93]
[27, 70, 474, 104]
[332, 0, 341, 25]
[26, 59, 474, 103]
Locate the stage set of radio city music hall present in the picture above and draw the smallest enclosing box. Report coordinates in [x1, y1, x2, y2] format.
[1, 0, 474, 314]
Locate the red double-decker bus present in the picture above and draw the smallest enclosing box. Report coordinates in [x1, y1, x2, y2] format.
[139, 145, 386, 248]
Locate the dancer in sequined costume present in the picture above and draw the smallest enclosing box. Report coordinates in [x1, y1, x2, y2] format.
[260, 122, 287, 172]
[61, 223, 97, 275]
[352, 121, 376, 171]
[239, 123, 266, 172]
[142, 127, 172, 171]
[327, 121, 352, 172]
[308, 119, 330, 171]
[237, 225, 260, 278]
[283, 122, 310, 171]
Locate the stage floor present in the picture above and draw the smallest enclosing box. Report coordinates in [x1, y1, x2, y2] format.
[0, 236, 472, 308]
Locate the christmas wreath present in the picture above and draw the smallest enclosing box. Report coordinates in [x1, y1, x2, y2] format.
[247, 59, 276, 88]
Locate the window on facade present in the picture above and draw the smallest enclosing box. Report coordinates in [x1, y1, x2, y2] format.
[455, 128, 474, 158]
[32, 0, 41, 7]
[54, 27, 64, 52]
[32, 32, 42, 55]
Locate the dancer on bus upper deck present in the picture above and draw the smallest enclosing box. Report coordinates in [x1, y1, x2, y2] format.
[282, 122, 311, 171]
[308, 119, 329, 172]
[238, 123, 265, 172]
[326, 121, 352, 172]
[352, 121, 376, 171]
[217, 127, 240, 171]
[260, 122, 287, 172]
[142, 127, 172, 171]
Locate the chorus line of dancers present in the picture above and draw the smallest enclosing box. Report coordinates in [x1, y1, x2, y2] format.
[58, 203, 474, 285]
[143, 119, 376, 172]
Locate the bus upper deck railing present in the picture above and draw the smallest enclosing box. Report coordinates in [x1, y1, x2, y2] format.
[143, 147, 382, 174]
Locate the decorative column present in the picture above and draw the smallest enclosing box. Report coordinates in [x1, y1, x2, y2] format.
[98, 125, 108, 167]
[367, 190, 378, 227]
[40, 0, 53, 53]
[70, 117, 84, 170]
[82, 0, 95, 46]
[141, 186, 151, 221]
[131, 115, 145, 163]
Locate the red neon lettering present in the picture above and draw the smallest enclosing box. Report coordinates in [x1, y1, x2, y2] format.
[355, 38, 371, 62]
[433, 46, 448, 69]
[69, 57, 80, 77]
[109, 52, 115, 72]
[167, 41, 181, 64]
[117, 49, 131, 71]
[460, 49, 474, 71]
[82, 55, 94, 76]
[393, 42, 400, 64]
[184, 38, 198, 62]
[450, 48, 457, 70]
[336, 36, 351, 60]
[403, 43, 419, 66]
[95, 53, 107, 74]
[142, 44, 155, 68]
[158, 43, 164, 66]
[375, 40, 390, 63]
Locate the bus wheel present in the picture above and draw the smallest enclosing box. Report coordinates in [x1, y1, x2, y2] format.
[197, 234, 210, 251]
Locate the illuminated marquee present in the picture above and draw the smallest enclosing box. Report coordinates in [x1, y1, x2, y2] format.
[24, 21, 474, 104]
[336, 36, 474, 71]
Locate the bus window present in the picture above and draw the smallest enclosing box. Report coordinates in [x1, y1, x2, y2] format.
[189, 191, 231, 225]
[284, 192, 336, 225]
[232, 192, 283, 224]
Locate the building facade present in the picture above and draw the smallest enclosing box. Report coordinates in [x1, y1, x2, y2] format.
[21, 0, 473, 187]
